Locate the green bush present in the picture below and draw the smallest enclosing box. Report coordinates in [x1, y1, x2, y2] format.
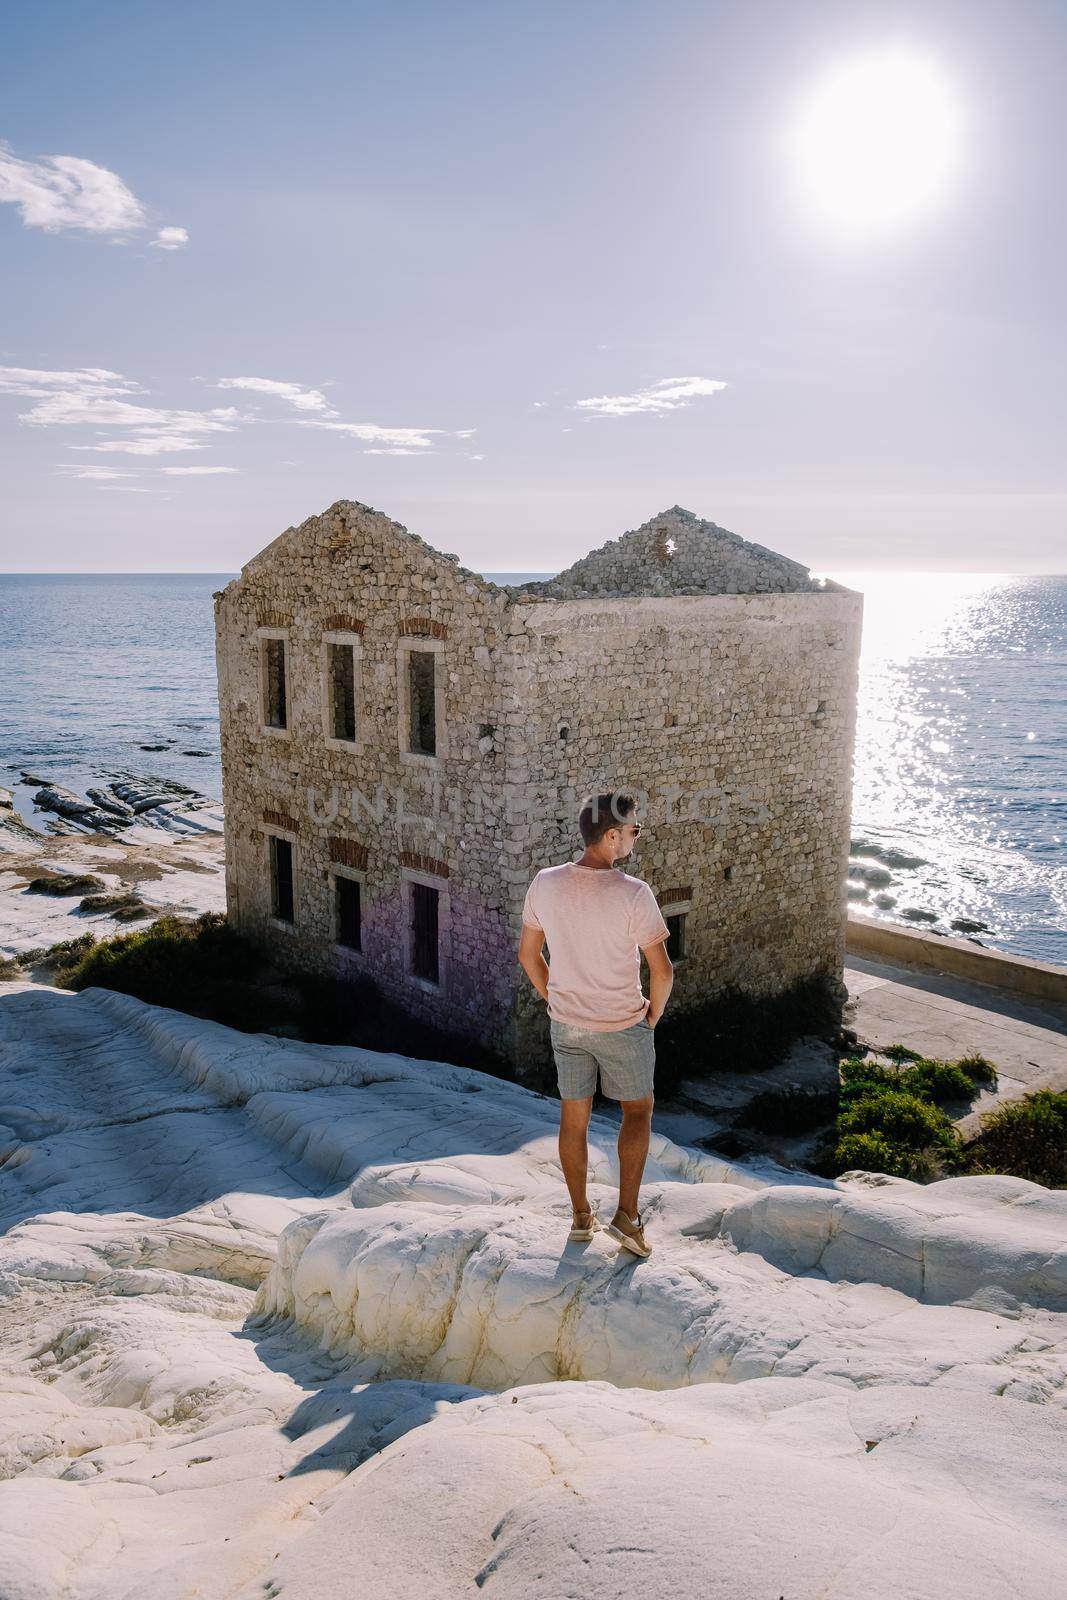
[839, 1088, 960, 1156]
[965, 1091, 1067, 1188]
[734, 1051, 989, 1167]
[833, 1129, 927, 1180]
[839, 1058, 899, 1099]
[955, 1052, 998, 1087]
[899, 1060, 977, 1103]
[52, 912, 282, 1033]
[881, 1042, 924, 1063]
[820, 1043, 1057, 1184]
[840, 1056, 976, 1106]
[822, 1056, 981, 1180]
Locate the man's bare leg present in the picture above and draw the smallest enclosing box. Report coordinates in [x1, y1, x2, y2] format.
[615, 1096, 654, 1220]
[559, 1096, 594, 1215]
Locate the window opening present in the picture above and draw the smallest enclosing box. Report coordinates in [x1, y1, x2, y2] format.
[270, 836, 294, 922]
[335, 875, 361, 949]
[327, 641, 357, 741]
[408, 650, 437, 755]
[666, 911, 687, 960]
[263, 638, 287, 729]
[411, 881, 439, 981]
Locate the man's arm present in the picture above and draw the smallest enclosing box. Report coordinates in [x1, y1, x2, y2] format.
[642, 938, 674, 1027]
[518, 923, 550, 1002]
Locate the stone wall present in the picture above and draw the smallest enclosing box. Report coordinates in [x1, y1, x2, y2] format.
[215, 499, 862, 1081]
[501, 590, 863, 1071]
[214, 501, 525, 1059]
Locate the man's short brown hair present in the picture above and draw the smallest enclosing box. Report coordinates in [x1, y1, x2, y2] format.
[578, 790, 637, 847]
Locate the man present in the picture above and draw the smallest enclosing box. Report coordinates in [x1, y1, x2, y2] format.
[518, 791, 673, 1258]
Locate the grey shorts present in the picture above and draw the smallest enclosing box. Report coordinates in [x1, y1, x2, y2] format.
[550, 1016, 656, 1102]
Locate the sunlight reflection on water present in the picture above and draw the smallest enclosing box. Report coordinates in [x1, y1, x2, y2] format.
[819, 571, 1066, 964]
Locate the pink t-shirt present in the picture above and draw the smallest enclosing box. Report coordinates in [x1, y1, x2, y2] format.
[522, 862, 670, 1031]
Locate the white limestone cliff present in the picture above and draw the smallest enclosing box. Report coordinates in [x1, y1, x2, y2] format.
[1, 982, 1064, 1597]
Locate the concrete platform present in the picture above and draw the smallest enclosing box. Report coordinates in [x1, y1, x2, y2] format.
[844, 954, 1067, 1133]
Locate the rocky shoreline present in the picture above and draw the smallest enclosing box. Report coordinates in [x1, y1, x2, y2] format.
[0, 769, 225, 963]
[7, 767, 222, 837]
[847, 833, 993, 944]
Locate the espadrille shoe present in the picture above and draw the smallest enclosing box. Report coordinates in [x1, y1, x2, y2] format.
[568, 1208, 600, 1242]
[605, 1210, 651, 1258]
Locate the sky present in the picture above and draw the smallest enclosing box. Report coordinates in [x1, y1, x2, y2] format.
[1, 0, 1064, 575]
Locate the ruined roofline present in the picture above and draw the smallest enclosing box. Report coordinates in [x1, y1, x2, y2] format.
[510, 505, 825, 600]
[215, 498, 846, 607]
[213, 499, 506, 607]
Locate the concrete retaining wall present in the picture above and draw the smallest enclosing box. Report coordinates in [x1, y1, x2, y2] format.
[846, 912, 1067, 1008]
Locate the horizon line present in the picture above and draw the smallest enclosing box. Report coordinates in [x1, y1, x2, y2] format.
[2, 567, 1067, 579]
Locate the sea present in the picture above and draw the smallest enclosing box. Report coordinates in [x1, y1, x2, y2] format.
[1, 570, 1064, 967]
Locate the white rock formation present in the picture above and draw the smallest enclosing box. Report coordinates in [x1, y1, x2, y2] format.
[1, 983, 1064, 1597]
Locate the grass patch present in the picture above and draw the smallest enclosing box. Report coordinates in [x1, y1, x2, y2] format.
[819, 1053, 1065, 1186]
[881, 1042, 924, 1063]
[78, 892, 152, 920]
[817, 1053, 989, 1180]
[1, 932, 96, 981]
[26, 873, 106, 896]
[965, 1091, 1067, 1188]
[955, 1052, 998, 1086]
[839, 1056, 989, 1106]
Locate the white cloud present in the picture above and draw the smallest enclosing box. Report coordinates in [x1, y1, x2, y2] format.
[0, 366, 140, 399]
[216, 376, 336, 415]
[0, 144, 146, 234]
[150, 226, 188, 251]
[57, 462, 135, 481]
[75, 436, 206, 455]
[3, 364, 473, 476]
[307, 420, 471, 451]
[574, 375, 728, 418]
[22, 392, 242, 434]
[0, 144, 186, 247]
[8, 370, 245, 456]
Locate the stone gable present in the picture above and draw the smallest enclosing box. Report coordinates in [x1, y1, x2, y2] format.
[520, 506, 817, 599]
[222, 498, 502, 601]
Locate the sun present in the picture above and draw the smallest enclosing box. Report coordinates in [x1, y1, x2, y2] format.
[793, 53, 961, 233]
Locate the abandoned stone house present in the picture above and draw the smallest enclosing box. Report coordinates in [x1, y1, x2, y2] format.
[214, 500, 863, 1076]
